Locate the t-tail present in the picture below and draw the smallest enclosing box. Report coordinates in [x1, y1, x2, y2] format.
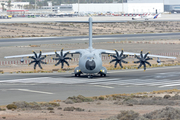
[153, 14, 161, 19]
[89, 17, 93, 49]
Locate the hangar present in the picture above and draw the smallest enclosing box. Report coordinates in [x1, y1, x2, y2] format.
[72, 0, 180, 14]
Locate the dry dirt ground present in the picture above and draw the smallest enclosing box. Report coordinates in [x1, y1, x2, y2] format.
[0, 21, 180, 38]
[1, 92, 180, 120]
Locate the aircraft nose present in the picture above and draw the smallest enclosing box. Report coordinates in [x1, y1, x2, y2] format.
[86, 60, 96, 70]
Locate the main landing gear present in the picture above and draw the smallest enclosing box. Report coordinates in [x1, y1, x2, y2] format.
[100, 74, 106, 77]
[75, 74, 81, 77]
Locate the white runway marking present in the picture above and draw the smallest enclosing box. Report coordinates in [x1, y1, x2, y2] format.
[94, 85, 114, 89]
[10, 89, 54, 94]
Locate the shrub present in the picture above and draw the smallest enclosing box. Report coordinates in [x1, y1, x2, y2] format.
[98, 96, 105, 100]
[66, 95, 93, 103]
[117, 110, 140, 120]
[63, 107, 75, 111]
[163, 95, 171, 99]
[170, 94, 180, 100]
[75, 107, 85, 111]
[0, 108, 6, 111]
[6, 104, 17, 110]
[64, 99, 74, 104]
[47, 107, 54, 110]
[144, 107, 180, 120]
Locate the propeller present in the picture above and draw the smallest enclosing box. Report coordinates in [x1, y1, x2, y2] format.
[109, 49, 128, 68]
[52, 49, 72, 68]
[133, 50, 153, 71]
[27, 50, 47, 70]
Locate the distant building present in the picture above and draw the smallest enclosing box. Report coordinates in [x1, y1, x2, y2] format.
[41, 4, 73, 13]
[72, 3, 163, 13]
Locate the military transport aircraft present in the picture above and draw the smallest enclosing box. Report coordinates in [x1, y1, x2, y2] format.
[4, 17, 176, 78]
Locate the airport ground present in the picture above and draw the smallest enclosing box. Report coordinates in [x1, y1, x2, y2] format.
[0, 15, 180, 120]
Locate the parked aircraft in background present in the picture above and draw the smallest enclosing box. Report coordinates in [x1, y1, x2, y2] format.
[132, 14, 161, 20]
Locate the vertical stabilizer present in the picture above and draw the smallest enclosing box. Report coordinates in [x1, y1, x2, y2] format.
[89, 17, 93, 49]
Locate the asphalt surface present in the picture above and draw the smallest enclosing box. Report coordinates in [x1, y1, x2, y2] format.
[0, 14, 180, 23]
[1, 32, 180, 47]
[0, 66, 180, 105]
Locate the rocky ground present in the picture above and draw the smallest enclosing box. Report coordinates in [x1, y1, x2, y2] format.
[1, 89, 180, 120]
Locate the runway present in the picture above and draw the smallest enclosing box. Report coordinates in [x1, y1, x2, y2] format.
[0, 66, 180, 105]
[0, 32, 180, 47]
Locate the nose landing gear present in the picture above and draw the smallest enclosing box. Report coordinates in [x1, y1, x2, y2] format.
[88, 75, 93, 79]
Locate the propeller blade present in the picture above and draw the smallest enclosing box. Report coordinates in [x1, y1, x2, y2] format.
[145, 61, 151, 66]
[55, 51, 59, 57]
[55, 60, 61, 66]
[29, 61, 35, 65]
[28, 56, 36, 60]
[134, 61, 140, 63]
[40, 61, 47, 64]
[53, 58, 60, 60]
[146, 57, 153, 60]
[33, 51, 37, 58]
[110, 55, 117, 59]
[122, 60, 128, 64]
[38, 62, 43, 69]
[140, 50, 143, 58]
[119, 62, 123, 68]
[39, 50, 42, 58]
[114, 50, 119, 57]
[40, 55, 47, 60]
[143, 63, 146, 70]
[144, 52, 149, 59]
[64, 60, 69, 66]
[135, 55, 141, 60]
[120, 50, 123, 57]
[64, 57, 72, 60]
[138, 62, 142, 69]
[61, 62, 64, 68]
[110, 59, 117, 63]
[61, 49, 63, 56]
[34, 62, 37, 70]
[114, 61, 118, 68]
[63, 52, 69, 57]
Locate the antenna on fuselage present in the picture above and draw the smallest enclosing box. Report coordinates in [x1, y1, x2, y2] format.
[89, 17, 93, 49]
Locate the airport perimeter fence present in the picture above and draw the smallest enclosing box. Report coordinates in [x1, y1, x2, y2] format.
[0, 52, 180, 66]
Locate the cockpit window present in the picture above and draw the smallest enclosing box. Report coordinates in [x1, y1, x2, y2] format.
[87, 57, 94, 60]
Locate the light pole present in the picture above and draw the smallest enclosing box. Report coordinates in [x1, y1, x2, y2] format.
[78, 0, 79, 16]
[122, 0, 124, 14]
[35, 0, 36, 16]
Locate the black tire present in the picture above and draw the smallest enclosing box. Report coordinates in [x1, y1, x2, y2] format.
[75, 74, 77, 77]
[104, 74, 106, 77]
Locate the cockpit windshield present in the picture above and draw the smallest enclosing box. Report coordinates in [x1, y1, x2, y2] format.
[87, 57, 94, 60]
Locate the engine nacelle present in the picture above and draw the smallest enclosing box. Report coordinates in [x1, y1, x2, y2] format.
[99, 66, 107, 75]
[20, 58, 24, 63]
[74, 67, 82, 75]
[157, 57, 161, 63]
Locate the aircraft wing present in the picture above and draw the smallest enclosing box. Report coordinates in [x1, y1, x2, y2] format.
[100, 49, 176, 59]
[4, 49, 82, 59]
